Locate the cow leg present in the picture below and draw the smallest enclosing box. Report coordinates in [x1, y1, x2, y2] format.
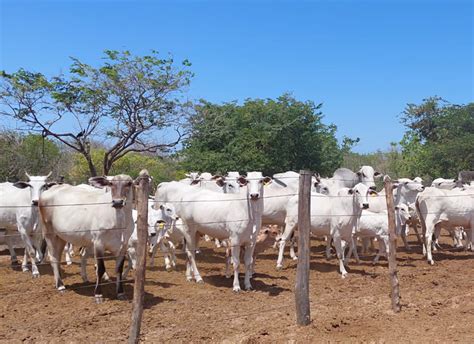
[183, 233, 203, 283]
[243, 244, 254, 291]
[115, 255, 126, 300]
[325, 235, 333, 260]
[332, 233, 348, 278]
[4, 231, 19, 265]
[122, 252, 133, 280]
[168, 241, 177, 269]
[225, 244, 232, 278]
[276, 220, 296, 269]
[160, 240, 173, 271]
[425, 221, 437, 265]
[80, 247, 89, 283]
[45, 234, 66, 291]
[64, 243, 73, 266]
[350, 237, 360, 264]
[400, 224, 410, 251]
[18, 229, 39, 277]
[289, 234, 298, 260]
[94, 247, 106, 304]
[231, 244, 242, 292]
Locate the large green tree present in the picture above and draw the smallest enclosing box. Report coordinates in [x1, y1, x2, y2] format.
[182, 94, 353, 176]
[399, 97, 474, 179]
[0, 50, 193, 176]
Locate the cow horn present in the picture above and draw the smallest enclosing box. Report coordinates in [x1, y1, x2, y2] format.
[25, 171, 31, 179]
[46, 171, 52, 179]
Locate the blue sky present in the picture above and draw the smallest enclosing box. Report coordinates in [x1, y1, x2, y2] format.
[0, 0, 472, 153]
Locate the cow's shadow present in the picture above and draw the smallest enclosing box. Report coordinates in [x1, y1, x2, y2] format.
[202, 273, 290, 296]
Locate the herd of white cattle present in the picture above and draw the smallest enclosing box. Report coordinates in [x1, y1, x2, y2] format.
[0, 167, 473, 302]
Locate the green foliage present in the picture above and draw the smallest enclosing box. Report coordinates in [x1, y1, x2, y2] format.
[0, 132, 63, 181]
[399, 98, 474, 179]
[1, 50, 193, 176]
[182, 94, 350, 176]
[68, 149, 184, 189]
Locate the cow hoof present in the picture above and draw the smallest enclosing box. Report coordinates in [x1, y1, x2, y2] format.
[95, 295, 104, 304]
[225, 275, 231, 279]
[32, 272, 40, 279]
[245, 285, 253, 291]
[341, 273, 348, 279]
[11, 260, 19, 266]
[196, 278, 204, 284]
[429, 260, 435, 266]
[58, 286, 66, 294]
[117, 293, 127, 301]
[292, 256, 298, 261]
[165, 266, 173, 272]
[276, 265, 283, 271]
[103, 273, 110, 282]
[22, 267, 29, 273]
[186, 277, 193, 282]
[66, 261, 72, 266]
[233, 287, 241, 293]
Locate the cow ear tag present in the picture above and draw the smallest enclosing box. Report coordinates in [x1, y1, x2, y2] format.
[159, 223, 165, 230]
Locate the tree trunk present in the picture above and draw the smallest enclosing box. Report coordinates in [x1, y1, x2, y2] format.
[84, 153, 98, 177]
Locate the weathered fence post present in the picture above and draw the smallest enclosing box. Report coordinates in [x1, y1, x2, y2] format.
[129, 169, 150, 343]
[383, 175, 401, 312]
[295, 170, 312, 325]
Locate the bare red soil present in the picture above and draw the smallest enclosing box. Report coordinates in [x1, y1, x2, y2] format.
[0, 234, 473, 343]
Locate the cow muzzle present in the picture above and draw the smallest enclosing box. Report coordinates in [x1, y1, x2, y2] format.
[112, 199, 125, 208]
[362, 203, 369, 210]
[250, 193, 260, 200]
[31, 200, 39, 206]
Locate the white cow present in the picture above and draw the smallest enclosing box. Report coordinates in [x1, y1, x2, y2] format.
[277, 183, 372, 277]
[39, 175, 135, 302]
[0, 172, 53, 276]
[416, 186, 474, 264]
[353, 203, 412, 263]
[431, 178, 459, 190]
[123, 200, 178, 278]
[155, 171, 268, 292]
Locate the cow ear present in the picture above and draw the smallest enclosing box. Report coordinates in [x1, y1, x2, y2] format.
[238, 177, 248, 186]
[215, 177, 225, 187]
[191, 179, 200, 185]
[348, 188, 354, 195]
[45, 182, 57, 189]
[263, 176, 272, 185]
[88, 176, 110, 189]
[13, 181, 31, 189]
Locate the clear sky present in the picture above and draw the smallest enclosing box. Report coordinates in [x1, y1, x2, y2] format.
[0, 0, 472, 153]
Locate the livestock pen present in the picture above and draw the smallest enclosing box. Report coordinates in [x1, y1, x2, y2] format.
[0, 173, 473, 342]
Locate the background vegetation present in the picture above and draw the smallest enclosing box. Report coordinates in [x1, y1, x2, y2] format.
[1, 52, 472, 184]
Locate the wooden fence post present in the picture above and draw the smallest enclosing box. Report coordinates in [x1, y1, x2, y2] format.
[129, 169, 150, 343]
[383, 175, 401, 313]
[295, 170, 312, 325]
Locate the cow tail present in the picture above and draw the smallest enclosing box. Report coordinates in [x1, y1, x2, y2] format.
[415, 197, 426, 247]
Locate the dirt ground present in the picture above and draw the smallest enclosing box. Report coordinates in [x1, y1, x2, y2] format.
[0, 234, 473, 343]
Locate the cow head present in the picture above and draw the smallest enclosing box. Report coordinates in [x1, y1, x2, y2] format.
[219, 171, 242, 194]
[313, 173, 330, 195]
[243, 171, 272, 201]
[431, 178, 457, 190]
[88, 174, 133, 208]
[356, 166, 381, 190]
[395, 203, 412, 226]
[13, 171, 53, 206]
[348, 183, 373, 210]
[396, 178, 425, 193]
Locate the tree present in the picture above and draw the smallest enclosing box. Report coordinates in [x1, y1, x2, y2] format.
[0, 131, 65, 181]
[0, 50, 193, 176]
[399, 97, 474, 179]
[182, 94, 352, 176]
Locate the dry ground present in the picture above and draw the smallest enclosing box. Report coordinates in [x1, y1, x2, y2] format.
[0, 234, 473, 343]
